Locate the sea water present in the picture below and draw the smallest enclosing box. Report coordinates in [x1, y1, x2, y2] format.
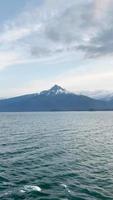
[0, 112, 113, 200]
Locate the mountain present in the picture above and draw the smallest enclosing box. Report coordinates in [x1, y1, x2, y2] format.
[79, 90, 113, 101]
[0, 85, 112, 112]
[40, 85, 69, 96]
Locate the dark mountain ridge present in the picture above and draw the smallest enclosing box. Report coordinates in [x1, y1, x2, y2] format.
[0, 85, 112, 112]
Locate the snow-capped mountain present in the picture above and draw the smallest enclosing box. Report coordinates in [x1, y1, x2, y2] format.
[0, 85, 113, 111]
[40, 85, 69, 96]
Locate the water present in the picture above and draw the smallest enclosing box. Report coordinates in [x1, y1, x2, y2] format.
[0, 112, 113, 200]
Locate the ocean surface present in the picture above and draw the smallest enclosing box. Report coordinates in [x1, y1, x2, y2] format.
[0, 112, 113, 200]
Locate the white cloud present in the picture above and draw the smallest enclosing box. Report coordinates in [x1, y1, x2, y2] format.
[0, 51, 19, 70]
[0, 0, 113, 71]
[94, 0, 112, 20]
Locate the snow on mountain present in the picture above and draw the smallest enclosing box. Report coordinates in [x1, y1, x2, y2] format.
[0, 85, 113, 111]
[40, 85, 70, 96]
[78, 90, 113, 101]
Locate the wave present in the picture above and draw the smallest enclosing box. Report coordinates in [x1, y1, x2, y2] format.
[20, 185, 42, 193]
[61, 183, 71, 194]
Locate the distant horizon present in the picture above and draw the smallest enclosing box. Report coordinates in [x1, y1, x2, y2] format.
[1, 84, 113, 100]
[0, 0, 113, 97]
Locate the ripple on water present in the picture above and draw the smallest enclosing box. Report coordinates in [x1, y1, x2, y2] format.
[0, 112, 113, 200]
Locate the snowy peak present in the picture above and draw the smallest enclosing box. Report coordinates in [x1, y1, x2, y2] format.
[49, 85, 66, 94]
[40, 85, 69, 96]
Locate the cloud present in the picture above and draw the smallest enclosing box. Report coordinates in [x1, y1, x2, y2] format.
[0, 0, 113, 70]
[0, 51, 20, 70]
[94, 0, 112, 20]
[12, 59, 113, 96]
[52, 63, 113, 92]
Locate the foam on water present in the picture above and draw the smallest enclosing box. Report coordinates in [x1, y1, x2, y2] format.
[20, 189, 25, 193]
[23, 185, 42, 192]
[61, 183, 71, 193]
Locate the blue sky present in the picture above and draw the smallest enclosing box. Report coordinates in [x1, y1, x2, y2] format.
[0, 0, 113, 97]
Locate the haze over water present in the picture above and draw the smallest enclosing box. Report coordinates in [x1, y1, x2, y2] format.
[0, 112, 113, 200]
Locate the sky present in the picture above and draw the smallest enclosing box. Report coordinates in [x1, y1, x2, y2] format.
[0, 0, 113, 97]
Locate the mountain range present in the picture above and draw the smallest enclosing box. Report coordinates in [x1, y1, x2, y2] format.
[0, 85, 113, 112]
[78, 90, 113, 101]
